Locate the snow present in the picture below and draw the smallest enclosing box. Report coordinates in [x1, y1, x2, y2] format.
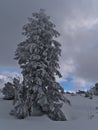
[0, 93, 98, 130]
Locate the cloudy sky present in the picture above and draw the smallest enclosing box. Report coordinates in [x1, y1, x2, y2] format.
[0, 0, 98, 91]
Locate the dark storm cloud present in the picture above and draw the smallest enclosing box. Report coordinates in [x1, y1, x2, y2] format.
[1, 0, 98, 86]
[0, 0, 69, 66]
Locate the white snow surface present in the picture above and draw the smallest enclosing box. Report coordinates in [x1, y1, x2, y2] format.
[0, 93, 98, 130]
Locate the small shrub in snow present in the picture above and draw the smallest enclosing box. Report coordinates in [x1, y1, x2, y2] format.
[85, 92, 90, 98]
[89, 96, 93, 99]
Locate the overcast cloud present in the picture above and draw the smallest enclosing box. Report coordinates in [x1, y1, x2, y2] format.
[0, 0, 98, 89]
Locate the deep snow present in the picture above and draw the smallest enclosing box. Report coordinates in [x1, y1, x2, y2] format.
[0, 93, 98, 130]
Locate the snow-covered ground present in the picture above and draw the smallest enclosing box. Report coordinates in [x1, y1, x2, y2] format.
[0, 92, 98, 130]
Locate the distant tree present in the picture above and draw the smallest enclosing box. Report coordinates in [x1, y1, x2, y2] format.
[94, 83, 98, 95]
[13, 9, 66, 121]
[95, 83, 98, 91]
[88, 83, 98, 96]
[2, 77, 21, 100]
[2, 82, 14, 100]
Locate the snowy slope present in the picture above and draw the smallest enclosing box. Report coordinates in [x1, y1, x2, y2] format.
[0, 94, 98, 130]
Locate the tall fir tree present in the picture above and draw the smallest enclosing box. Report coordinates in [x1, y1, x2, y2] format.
[14, 9, 66, 121]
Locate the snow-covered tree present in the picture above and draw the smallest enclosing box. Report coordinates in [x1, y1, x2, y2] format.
[13, 9, 66, 121]
[2, 82, 14, 100]
[2, 76, 21, 100]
